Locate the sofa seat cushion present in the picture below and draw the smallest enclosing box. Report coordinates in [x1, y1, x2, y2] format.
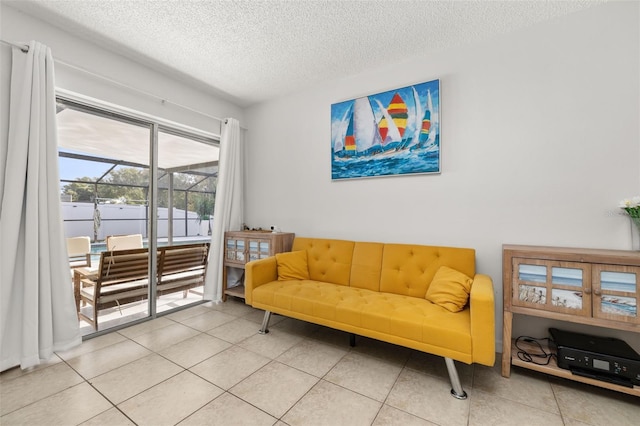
[252, 280, 471, 355]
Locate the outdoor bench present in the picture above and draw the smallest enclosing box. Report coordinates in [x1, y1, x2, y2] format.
[75, 242, 210, 329]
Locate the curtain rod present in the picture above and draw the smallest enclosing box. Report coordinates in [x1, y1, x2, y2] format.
[0, 39, 246, 130]
[0, 39, 29, 52]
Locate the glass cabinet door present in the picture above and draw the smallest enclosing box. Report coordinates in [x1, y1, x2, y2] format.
[225, 238, 245, 263]
[592, 265, 639, 324]
[236, 239, 245, 262]
[514, 261, 548, 307]
[259, 241, 270, 258]
[512, 258, 591, 316]
[225, 238, 235, 260]
[248, 239, 270, 261]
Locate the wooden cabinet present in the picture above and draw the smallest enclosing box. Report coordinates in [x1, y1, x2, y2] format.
[223, 231, 295, 300]
[502, 245, 640, 396]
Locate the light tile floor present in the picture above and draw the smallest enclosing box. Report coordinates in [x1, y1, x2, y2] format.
[1, 298, 639, 425]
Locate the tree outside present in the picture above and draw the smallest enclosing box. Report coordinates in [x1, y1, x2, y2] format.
[195, 195, 215, 235]
[61, 167, 216, 213]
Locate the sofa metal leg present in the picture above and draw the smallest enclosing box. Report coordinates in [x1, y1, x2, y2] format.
[444, 357, 467, 400]
[259, 311, 272, 334]
[349, 333, 356, 347]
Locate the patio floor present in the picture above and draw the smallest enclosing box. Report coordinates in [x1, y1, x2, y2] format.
[78, 286, 205, 336]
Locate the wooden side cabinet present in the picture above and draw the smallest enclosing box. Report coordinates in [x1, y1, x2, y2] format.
[502, 244, 640, 396]
[222, 231, 294, 300]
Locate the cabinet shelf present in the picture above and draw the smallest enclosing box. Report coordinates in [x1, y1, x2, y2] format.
[224, 284, 246, 299]
[510, 339, 640, 397]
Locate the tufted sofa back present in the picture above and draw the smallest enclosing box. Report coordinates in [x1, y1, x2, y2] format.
[380, 244, 475, 297]
[292, 238, 354, 286]
[291, 237, 476, 297]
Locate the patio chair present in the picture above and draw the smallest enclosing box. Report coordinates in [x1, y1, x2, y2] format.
[106, 234, 143, 251]
[66, 236, 92, 268]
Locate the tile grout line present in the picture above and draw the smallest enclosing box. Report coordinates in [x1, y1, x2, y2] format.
[175, 310, 285, 423]
[372, 354, 450, 425]
[370, 347, 412, 425]
[97, 316, 239, 425]
[66, 332, 168, 425]
[224, 327, 348, 424]
[548, 375, 570, 426]
[493, 365, 567, 419]
[69, 326, 210, 425]
[0, 361, 78, 418]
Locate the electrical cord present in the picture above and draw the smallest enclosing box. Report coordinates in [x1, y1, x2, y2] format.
[515, 336, 556, 365]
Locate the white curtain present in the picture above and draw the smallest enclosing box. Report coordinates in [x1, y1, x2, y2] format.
[0, 41, 81, 372]
[204, 118, 243, 302]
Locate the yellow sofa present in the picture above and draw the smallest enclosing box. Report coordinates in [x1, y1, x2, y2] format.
[245, 237, 495, 399]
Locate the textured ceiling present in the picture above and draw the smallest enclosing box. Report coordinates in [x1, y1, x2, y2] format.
[6, 0, 605, 107]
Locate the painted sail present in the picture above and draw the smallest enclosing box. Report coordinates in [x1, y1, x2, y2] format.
[424, 89, 435, 146]
[354, 97, 377, 152]
[333, 104, 352, 152]
[419, 110, 431, 145]
[374, 99, 401, 143]
[409, 86, 424, 149]
[417, 89, 433, 146]
[387, 93, 408, 139]
[378, 115, 390, 142]
[343, 111, 356, 153]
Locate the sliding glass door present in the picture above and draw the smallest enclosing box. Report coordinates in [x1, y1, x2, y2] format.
[154, 129, 218, 314]
[57, 97, 218, 336]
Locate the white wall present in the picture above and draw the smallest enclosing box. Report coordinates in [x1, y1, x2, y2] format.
[245, 2, 640, 351]
[0, 4, 244, 135]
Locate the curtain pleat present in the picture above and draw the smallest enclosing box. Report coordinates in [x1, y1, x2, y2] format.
[0, 41, 81, 372]
[203, 118, 243, 302]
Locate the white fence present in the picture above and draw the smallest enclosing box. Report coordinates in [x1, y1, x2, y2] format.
[62, 202, 210, 241]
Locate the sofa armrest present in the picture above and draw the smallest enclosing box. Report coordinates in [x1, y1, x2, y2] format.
[244, 257, 277, 305]
[470, 273, 495, 366]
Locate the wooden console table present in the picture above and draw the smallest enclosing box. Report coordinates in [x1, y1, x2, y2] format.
[502, 244, 640, 396]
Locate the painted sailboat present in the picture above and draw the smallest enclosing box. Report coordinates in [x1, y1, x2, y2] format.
[375, 99, 402, 145]
[417, 89, 436, 150]
[335, 97, 381, 158]
[343, 111, 356, 154]
[407, 86, 424, 150]
[372, 94, 408, 154]
[353, 96, 380, 153]
[387, 93, 408, 139]
[332, 104, 352, 152]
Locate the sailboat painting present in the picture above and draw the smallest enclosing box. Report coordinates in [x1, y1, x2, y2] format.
[331, 79, 440, 180]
